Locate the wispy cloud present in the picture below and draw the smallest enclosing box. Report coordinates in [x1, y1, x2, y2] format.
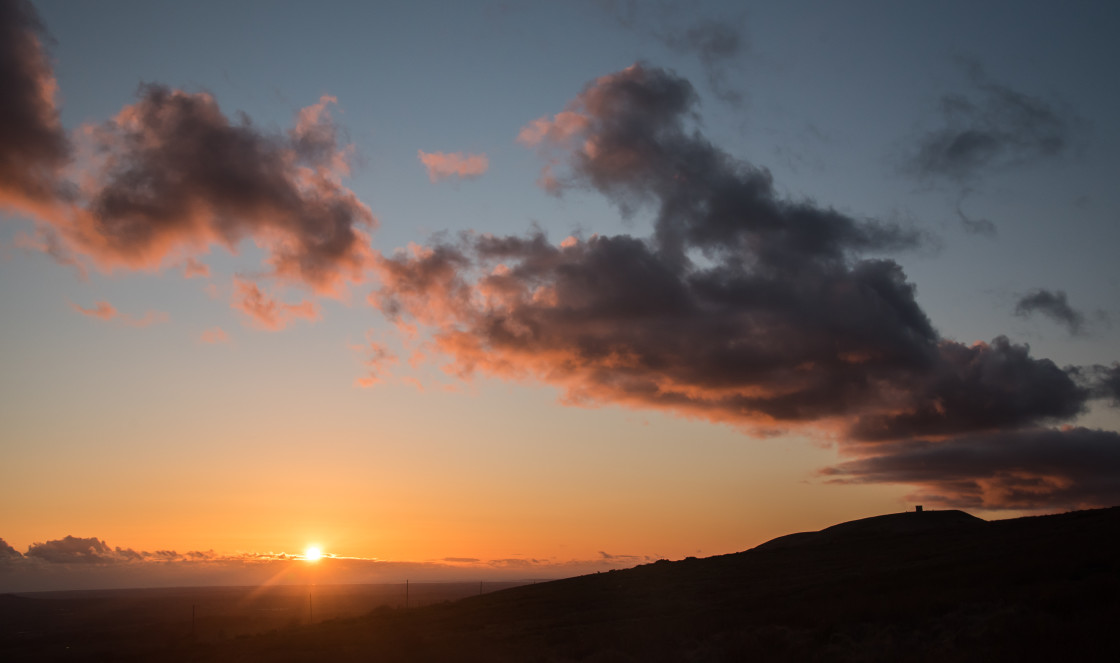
[597, 0, 749, 105]
[69, 299, 169, 327]
[231, 278, 318, 331]
[1015, 288, 1086, 335]
[352, 335, 398, 388]
[199, 326, 229, 344]
[904, 60, 1079, 186]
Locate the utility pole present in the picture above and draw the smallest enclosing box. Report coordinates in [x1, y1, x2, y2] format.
[309, 591, 313, 623]
[405, 579, 409, 608]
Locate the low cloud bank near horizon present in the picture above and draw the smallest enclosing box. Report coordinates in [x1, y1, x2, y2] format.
[0, 534, 644, 593]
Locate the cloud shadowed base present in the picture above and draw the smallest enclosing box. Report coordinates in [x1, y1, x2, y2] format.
[822, 427, 1120, 511]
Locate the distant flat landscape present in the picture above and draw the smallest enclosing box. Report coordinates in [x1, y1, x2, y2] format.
[4, 507, 1118, 662]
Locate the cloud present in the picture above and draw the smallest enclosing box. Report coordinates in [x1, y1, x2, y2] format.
[376, 65, 938, 432]
[598, 1, 748, 105]
[182, 256, 210, 278]
[658, 20, 747, 105]
[847, 336, 1088, 442]
[1015, 288, 1086, 335]
[955, 191, 997, 237]
[12, 227, 88, 277]
[0, 537, 21, 560]
[70, 300, 116, 320]
[25, 535, 128, 564]
[822, 427, 1120, 511]
[598, 550, 643, 562]
[64, 88, 375, 293]
[352, 336, 398, 388]
[373, 64, 1119, 509]
[1, 536, 647, 591]
[69, 299, 169, 326]
[0, 0, 72, 214]
[199, 326, 229, 344]
[231, 277, 318, 331]
[4, 32, 376, 297]
[417, 150, 489, 182]
[904, 61, 1078, 184]
[1088, 363, 1120, 406]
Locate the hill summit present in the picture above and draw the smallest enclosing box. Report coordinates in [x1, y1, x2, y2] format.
[755, 508, 987, 550]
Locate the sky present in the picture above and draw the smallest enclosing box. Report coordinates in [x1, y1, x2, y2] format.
[2, 0, 1119, 592]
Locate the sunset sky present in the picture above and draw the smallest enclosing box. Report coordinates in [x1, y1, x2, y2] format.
[3, 0, 1119, 591]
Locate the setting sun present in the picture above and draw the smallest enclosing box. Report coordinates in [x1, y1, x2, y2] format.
[304, 546, 322, 562]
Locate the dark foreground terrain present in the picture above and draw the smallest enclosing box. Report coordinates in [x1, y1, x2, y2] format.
[4, 507, 1119, 661]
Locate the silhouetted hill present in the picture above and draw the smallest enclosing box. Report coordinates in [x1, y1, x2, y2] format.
[755, 508, 987, 550]
[5, 508, 1119, 661]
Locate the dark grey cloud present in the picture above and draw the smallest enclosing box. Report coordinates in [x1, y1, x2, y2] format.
[25, 535, 123, 564]
[1088, 363, 1120, 406]
[376, 64, 1119, 510]
[598, 550, 643, 562]
[0, 537, 22, 560]
[1015, 288, 1086, 335]
[822, 427, 1120, 511]
[0, 0, 71, 210]
[905, 61, 1077, 185]
[849, 336, 1088, 442]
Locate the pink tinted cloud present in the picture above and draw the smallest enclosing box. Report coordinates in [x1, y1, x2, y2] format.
[69, 299, 168, 327]
[417, 150, 489, 182]
[199, 326, 229, 344]
[182, 257, 210, 278]
[352, 335, 399, 388]
[231, 278, 319, 331]
[4, 53, 375, 297]
[516, 111, 590, 147]
[56, 89, 376, 295]
[70, 300, 117, 320]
